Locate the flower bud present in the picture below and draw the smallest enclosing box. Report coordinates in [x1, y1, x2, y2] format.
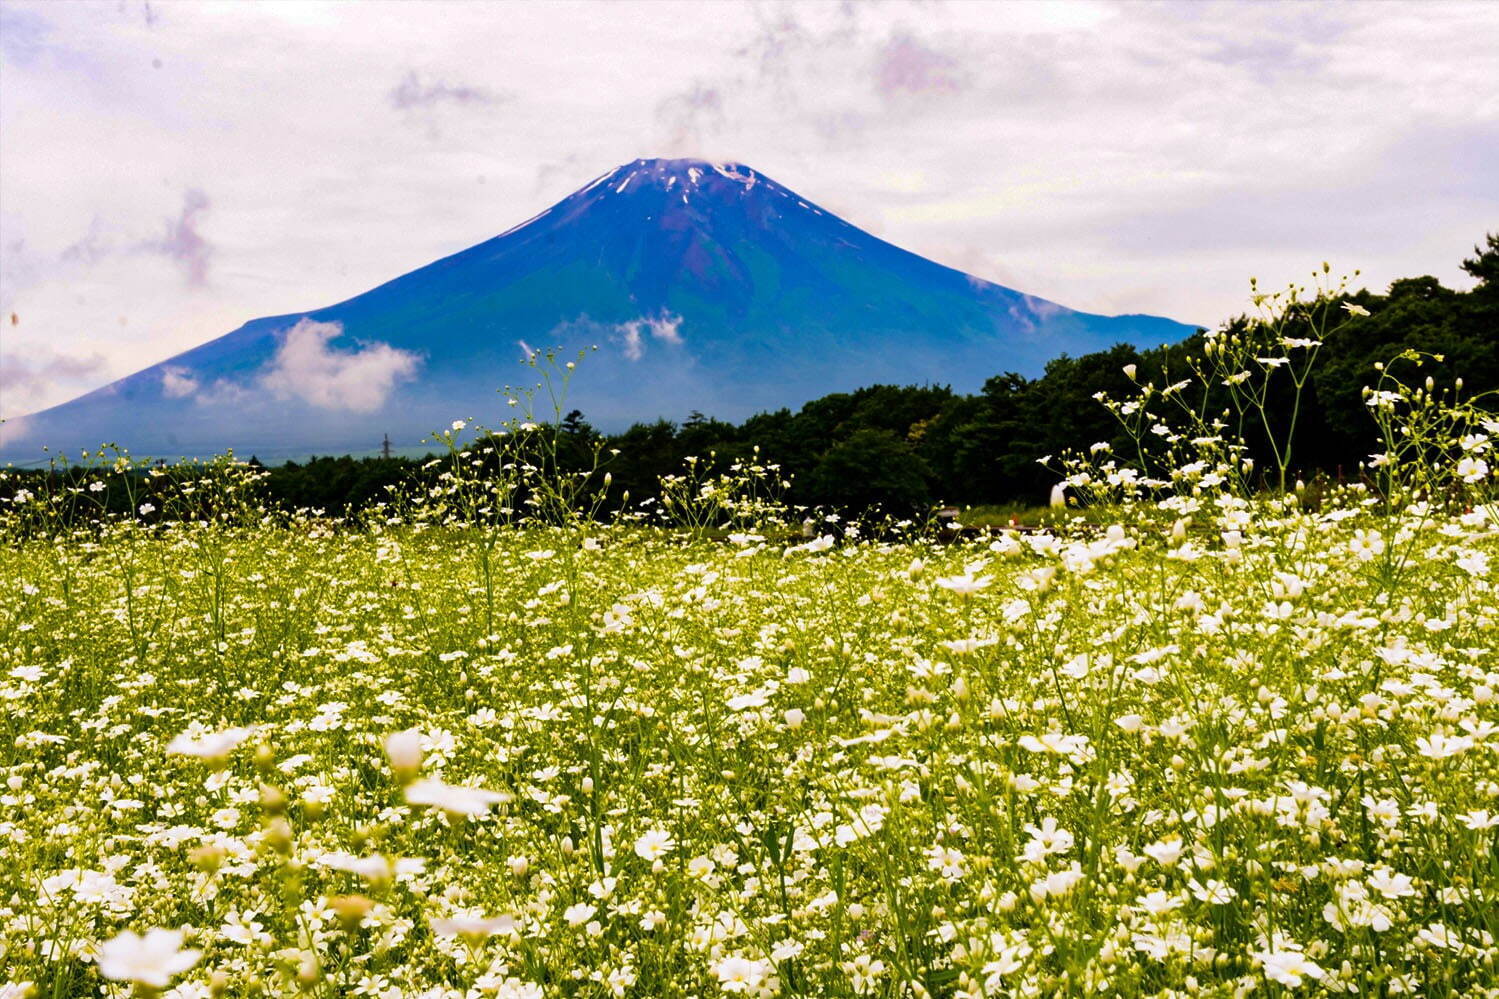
[296, 951, 321, 987]
[384, 729, 423, 784]
[259, 783, 288, 816]
[264, 816, 293, 856]
[330, 894, 374, 931]
[189, 843, 226, 873]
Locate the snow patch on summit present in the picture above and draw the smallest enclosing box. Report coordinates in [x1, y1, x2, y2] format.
[711, 163, 757, 189]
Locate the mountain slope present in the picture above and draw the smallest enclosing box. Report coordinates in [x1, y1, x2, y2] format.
[2, 158, 1199, 461]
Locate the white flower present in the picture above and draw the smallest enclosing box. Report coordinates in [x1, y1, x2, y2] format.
[1456, 551, 1489, 577]
[1349, 529, 1385, 561]
[1456, 456, 1489, 483]
[926, 844, 966, 879]
[1188, 878, 1237, 904]
[1459, 810, 1499, 830]
[316, 851, 393, 882]
[1020, 817, 1074, 862]
[1143, 837, 1185, 867]
[1366, 868, 1416, 899]
[1415, 733, 1473, 759]
[431, 912, 516, 938]
[1256, 948, 1324, 987]
[1017, 731, 1091, 763]
[383, 728, 424, 781]
[404, 779, 511, 816]
[935, 573, 992, 597]
[166, 726, 254, 761]
[712, 955, 771, 993]
[634, 829, 675, 861]
[726, 690, 769, 711]
[1028, 863, 1083, 901]
[563, 902, 596, 926]
[770, 939, 804, 961]
[97, 928, 202, 988]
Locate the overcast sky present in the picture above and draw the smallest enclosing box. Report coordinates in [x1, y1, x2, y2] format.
[2, 0, 1496, 418]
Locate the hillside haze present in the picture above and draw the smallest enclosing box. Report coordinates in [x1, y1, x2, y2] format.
[2, 158, 1199, 461]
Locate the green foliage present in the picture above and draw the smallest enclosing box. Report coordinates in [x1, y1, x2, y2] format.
[808, 428, 932, 512]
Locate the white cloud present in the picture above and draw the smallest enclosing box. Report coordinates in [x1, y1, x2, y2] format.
[614, 312, 684, 360]
[649, 313, 683, 345]
[256, 319, 420, 412]
[617, 323, 644, 361]
[160, 365, 198, 398]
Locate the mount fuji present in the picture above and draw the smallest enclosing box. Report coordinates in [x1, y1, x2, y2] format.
[2, 158, 1199, 462]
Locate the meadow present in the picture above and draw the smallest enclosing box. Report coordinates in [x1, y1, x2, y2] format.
[2, 293, 1497, 997]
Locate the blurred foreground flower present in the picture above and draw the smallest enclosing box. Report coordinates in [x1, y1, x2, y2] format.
[166, 726, 255, 762]
[404, 778, 511, 816]
[97, 927, 201, 989]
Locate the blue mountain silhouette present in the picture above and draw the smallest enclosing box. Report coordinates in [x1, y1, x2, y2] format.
[3, 158, 1198, 461]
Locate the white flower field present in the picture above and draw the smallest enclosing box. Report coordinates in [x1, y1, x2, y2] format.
[2, 294, 1496, 997]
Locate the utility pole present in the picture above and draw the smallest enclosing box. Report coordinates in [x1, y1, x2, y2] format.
[381, 433, 392, 459]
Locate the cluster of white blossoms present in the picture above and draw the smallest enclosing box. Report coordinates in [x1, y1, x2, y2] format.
[1, 460, 1497, 997]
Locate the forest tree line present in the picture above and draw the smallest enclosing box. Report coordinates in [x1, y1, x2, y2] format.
[257, 237, 1497, 515]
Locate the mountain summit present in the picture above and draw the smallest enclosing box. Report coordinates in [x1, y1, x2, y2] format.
[2, 157, 1199, 461]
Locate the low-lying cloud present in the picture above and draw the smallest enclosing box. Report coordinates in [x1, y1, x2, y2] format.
[259, 319, 421, 412]
[165, 320, 420, 413]
[159, 365, 198, 398]
[615, 312, 684, 361]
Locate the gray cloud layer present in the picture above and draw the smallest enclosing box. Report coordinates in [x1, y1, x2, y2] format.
[144, 188, 211, 286]
[1, 0, 1496, 417]
[389, 71, 500, 110]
